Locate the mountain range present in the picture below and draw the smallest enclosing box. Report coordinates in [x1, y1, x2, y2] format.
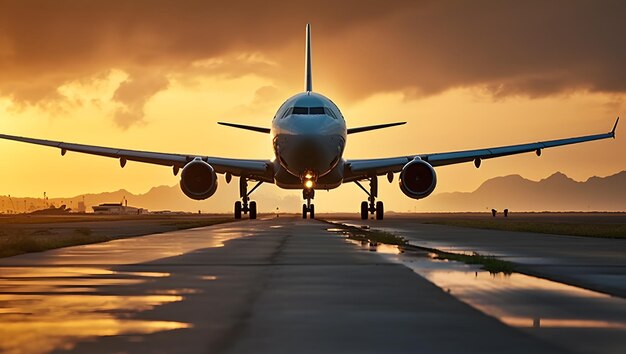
[1, 171, 624, 213]
[419, 171, 626, 212]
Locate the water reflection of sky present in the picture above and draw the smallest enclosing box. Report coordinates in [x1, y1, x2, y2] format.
[346, 238, 626, 354]
[0, 226, 244, 354]
[0, 267, 189, 354]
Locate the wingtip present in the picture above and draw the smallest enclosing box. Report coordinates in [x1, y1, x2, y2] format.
[611, 117, 619, 138]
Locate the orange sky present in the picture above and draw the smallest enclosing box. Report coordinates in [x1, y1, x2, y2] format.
[0, 1, 624, 212]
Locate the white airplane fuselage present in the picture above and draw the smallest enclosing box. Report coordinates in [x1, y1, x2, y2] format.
[271, 92, 347, 189]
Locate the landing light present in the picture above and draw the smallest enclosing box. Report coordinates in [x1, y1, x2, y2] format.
[304, 180, 314, 189]
[304, 173, 313, 179]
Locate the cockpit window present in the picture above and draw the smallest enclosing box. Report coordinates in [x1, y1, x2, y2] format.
[292, 107, 308, 115]
[309, 107, 325, 115]
[281, 107, 293, 118]
[282, 106, 338, 118]
[324, 107, 337, 119]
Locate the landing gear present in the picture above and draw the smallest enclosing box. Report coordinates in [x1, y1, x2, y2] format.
[234, 177, 262, 220]
[355, 176, 384, 220]
[376, 201, 384, 220]
[234, 201, 242, 219]
[249, 201, 257, 220]
[302, 203, 315, 219]
[302, 188, 315, 219]
[360, 201, 368, 220]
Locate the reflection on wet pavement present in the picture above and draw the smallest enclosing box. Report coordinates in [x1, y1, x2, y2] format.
[0, 226, 244, 266]
[346, 239, 626, 354]
[0, 267, 188, 354]
[0, 225, 244, 354]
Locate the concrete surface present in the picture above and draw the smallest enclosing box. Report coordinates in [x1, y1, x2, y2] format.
[329, 216, 626, 298]
[0, 217, 566, 354]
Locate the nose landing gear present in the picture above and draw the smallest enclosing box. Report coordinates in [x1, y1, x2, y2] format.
[234, 177, 262, 220]
[302, 188, 315, 219]
[355, 176, 384, 220]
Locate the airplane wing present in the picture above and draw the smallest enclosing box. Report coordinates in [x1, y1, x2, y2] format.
[347, 122, 406, 134]
[217, 122, 271, 134]
[0, 133, 274, 182]
[344, 118, 619, 181]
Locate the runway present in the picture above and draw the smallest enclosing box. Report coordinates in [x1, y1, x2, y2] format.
[329, 215, 626, 297]
[0, 216, 624, 354]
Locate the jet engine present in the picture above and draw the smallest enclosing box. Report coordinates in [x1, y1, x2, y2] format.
[399, 158, 437, 199]
[180, 158, 218, 200]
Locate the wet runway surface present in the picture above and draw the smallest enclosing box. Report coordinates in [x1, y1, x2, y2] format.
[330, 216, 626, 298]
[0, 217, 624, 353]
[355, 241, 626, 354]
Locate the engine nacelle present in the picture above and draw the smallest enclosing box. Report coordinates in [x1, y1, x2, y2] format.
[180, 158, 218, 200]
[399, 158, 437, 200]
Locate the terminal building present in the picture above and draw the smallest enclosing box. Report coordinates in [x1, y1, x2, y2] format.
[92, 202, 146, 215]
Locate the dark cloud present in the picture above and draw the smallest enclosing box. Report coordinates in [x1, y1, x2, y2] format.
[319, 0, 626, 100]
[0, 0, 624, 125]
[112, 71, 169, 128]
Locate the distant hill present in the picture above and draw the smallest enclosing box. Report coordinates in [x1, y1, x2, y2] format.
[420, 171, 626, 212]
[1, 171, 624, 213]
[0, 180, 301, 214]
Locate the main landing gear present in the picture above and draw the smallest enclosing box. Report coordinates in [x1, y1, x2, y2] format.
[355, 176, 384, 220]
[302, 188, 315, 219]
[234, 177, 263, 220]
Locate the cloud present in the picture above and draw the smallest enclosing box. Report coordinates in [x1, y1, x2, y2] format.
[320, 1, 626, 100]
[112, 72, 169, 128]
[0, 0, 624, 124]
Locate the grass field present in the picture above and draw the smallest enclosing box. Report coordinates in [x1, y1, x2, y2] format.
[0, 215, 234, 258]
[420, 218, 626, 239]
[321, 212, 626, 238]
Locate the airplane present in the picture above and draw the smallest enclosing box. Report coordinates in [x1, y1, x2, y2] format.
[0, 24, 619, 220]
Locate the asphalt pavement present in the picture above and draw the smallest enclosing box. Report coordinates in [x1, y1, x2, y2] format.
[328, 215, 626, 298]
[0, 217, 566, 354]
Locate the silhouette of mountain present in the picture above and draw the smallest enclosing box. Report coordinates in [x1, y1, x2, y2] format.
[0, 175, 302, 214]
[422, 171, 626, 212]
[1, 171, 623, 214]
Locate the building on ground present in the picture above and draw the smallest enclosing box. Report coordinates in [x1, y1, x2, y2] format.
[92, 203, 146, 215]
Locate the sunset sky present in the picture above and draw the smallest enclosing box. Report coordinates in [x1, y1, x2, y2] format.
[0, 1, 624, 212]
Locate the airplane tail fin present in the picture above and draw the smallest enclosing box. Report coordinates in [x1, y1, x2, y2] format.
[305, 24, 312, 92]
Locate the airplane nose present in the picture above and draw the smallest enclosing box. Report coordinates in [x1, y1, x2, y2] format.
[278, 134, 340, 178]
[296, 136, 319, 159]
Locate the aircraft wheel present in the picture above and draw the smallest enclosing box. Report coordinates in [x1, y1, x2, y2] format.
[302, 204, 308, 219]
[249, 201, 257, 220]
[309, 204, 315, 219]
[360, 201, 368, 220]
[376, 201, 384, 220]
[234, 201, 242, 219]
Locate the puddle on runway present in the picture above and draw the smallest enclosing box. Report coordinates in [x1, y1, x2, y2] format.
[0, 266, 191, 354]
[0, 228, 246, 266]
[0, 222, 249, 354]
[344, 238, 626, 354]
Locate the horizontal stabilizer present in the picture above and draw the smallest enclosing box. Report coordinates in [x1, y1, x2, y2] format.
[218, 122, 271, 134]
[347, 122, 406, 134]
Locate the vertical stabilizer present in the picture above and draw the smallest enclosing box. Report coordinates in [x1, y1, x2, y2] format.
[305, 24, 312, 92]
